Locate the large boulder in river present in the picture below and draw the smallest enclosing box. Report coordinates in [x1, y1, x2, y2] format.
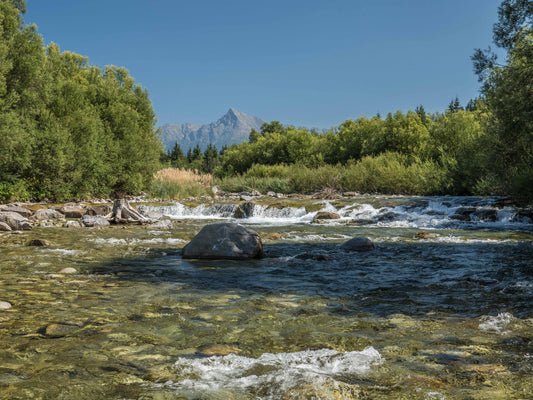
[182, 223, 263, 260]
[0, 212, 32, 230]
[341, 236, 375, 252]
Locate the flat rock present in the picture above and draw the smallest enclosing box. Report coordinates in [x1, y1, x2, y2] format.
[0, 222, 11, 231]
[313, 212, 340, 222]
[182, 223, 263, 260]
[341, 236, 375, 252]
[59, 205, 85, 218]
[32, 208, 65, 220]
[262, 233, 282, 240]
[0, 205, 32, 218]
[81, 215, 110, 228]
[415, 231, 438, 239]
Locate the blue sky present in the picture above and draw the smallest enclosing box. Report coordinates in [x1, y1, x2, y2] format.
[25, 0, 502, 128]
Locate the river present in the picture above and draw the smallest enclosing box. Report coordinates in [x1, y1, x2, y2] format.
[0, 196, 531, 399]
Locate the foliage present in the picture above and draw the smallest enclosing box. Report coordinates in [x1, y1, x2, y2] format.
[474, 0, 533, 203]
[0, 1, 162, 201]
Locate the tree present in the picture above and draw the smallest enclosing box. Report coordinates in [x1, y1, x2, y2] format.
[474, 0, 533, 202]
[169, 142, 186, 168]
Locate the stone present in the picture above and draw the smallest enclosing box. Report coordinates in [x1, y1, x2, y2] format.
[263, 233, 282, 240]
[0, 222, 11, 231]
[65, 221, 84, 228]
[450, 207, 476, 221]
[472, 208, 498, 222]
[59, 267, 77, 274]
[149, 219, 173, 229]
[28, 239, 50, 246]
[313, 212, 340, 222]
[59, 204, 85, 218]
[81, 215, 110, 228]
[0, 211, 32, 230]
[239, 195, 254, 202]
[0, 205, 32, 218]
[182, 223, 263, 260]
[341, 236, 375, 252]
[85, 205, 112, 217]
[0, 301, 12, 310]
[32, 208, 65, 220]
[415, 231, 438, 239]
[44, 323, 80, 337]
[197, 344, 243, 356]
[233, 202, 256, 218]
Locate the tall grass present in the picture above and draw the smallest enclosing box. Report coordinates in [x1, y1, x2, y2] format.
[150, 168, 214, 199]
[216, 153, 450, 195]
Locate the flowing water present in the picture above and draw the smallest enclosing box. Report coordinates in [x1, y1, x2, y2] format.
[0, 196, 532, 399]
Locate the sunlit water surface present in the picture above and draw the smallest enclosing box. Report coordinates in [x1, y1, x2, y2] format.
[0, 196, 532, 399]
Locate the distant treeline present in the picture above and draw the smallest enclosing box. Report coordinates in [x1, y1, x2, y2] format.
[0, 1, 161, 201]
[163, 0, 533, 203]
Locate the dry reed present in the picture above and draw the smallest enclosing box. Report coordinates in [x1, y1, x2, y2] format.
[153, 168, 213, 187]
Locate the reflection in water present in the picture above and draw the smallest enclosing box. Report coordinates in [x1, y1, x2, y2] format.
[0, 196, 532, 399]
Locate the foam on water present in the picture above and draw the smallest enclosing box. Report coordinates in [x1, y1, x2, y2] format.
[91, 238, 187, 246]
[168, 347, 383, 397]
[479, 312, 514, 334]
[140, 197, 531, 231]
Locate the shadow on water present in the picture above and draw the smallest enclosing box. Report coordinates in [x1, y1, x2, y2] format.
[87, 240, 533, 319]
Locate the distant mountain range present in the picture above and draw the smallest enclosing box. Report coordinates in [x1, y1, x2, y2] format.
[159, 108, 265, 152]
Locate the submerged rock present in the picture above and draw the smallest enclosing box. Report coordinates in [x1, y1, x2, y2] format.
[341, 236, 375, 252]
[43, 323, 80, 337]
[28, 239, 50, 246]
[59, 267, 78, 274]
[182, 223, 263, 260]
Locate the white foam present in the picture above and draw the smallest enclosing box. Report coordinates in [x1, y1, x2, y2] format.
[284, 232, 352, 242]
[169, 347, 383, 397]
[92, 238, 186, 246]
[479, 312, 514, 334]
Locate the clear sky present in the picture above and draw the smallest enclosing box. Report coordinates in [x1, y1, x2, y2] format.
[25, 0, 502, 128]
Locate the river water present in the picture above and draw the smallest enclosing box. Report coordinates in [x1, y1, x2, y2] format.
[0, 196, 532, 399]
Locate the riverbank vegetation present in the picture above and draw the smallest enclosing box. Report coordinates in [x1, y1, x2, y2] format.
[0, 0, 161, 202]
[1, 0, 531, 204]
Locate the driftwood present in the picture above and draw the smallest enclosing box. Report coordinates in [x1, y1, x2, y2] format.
[108, 199, 153, 225]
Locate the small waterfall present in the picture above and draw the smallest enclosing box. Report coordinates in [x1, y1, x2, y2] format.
[139, 198, 531, 229]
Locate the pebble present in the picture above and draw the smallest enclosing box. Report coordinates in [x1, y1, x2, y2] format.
[59, 267, 78, 274]
[0, 301, 12, 310]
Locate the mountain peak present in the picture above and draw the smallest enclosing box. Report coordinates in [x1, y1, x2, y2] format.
[159, 109, 265, 152]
